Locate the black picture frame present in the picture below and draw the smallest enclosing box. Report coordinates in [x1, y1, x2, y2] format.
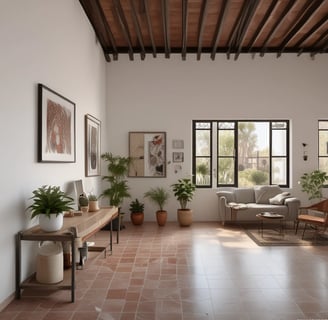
[38, 84, 76, 162]
[85, 114, 101, 176]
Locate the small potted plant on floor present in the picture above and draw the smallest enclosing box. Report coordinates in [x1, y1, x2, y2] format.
[27, 185, 74, 232]
[171, 178, 196, 227]
[129, 198, 144, 225]
[144, 187, 170, 226]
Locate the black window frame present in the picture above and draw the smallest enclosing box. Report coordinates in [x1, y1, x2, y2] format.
[192, 120, 290, 188]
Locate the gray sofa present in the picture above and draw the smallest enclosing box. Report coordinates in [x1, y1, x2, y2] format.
[216, 185, 300, 224]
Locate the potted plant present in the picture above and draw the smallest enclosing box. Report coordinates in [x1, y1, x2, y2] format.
[101, 152, 132, 230]
[27, 185, 74, 232]
[88, 193, 99, 212]
[144, 187, 170, 226]
[171, 178, 196, 227]
[129, 198, 144, 225]
[299, 169, 328, 201]
[79, 194, 89, 213]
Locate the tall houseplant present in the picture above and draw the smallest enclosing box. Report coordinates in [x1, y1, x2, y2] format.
[101, 152, 132, 230]
[144, 187, 170, 226]
[299, 169, 328, 201]
[171, 178, 196, 227]
[27, 185, 74, 232]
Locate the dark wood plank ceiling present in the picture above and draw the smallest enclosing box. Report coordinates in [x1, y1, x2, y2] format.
[79, 0, 328, 62]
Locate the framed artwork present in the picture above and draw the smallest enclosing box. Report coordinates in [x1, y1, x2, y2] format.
[38, 84, 76, 162]
[173, 152, 184, 163]
[85, 114, 101, 176]
[129, 132, 166, 177]
[172, 139, 184, 149]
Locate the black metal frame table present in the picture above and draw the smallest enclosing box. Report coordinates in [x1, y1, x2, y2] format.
[256, 212, 285, 238]
[16, 206, 118, 303]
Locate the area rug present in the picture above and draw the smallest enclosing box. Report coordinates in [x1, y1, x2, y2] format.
[242, 223, 328, 246]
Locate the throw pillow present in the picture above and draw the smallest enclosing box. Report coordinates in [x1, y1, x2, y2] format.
[269, 192, 291, 205]
[254, 185, 282, 204]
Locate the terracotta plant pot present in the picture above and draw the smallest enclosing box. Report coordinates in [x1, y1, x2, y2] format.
[177, 209, 192, 227]
[130, 212, 144, 225]
[156, 210, 167, 226]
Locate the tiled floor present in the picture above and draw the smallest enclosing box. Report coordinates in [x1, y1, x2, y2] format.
[2, 222, 328, 320]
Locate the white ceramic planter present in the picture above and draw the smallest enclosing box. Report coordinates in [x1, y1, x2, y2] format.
[39, 213, 63, 232]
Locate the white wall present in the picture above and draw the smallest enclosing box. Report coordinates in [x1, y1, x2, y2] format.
[1, 0, 328, 308]
[0, 0, 107, 306]
[106, 54, 328, 221]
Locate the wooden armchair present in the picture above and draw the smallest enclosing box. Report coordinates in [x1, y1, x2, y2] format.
[295, 199, 328, 239]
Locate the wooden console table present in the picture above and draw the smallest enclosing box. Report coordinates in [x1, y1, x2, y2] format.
[16, 206, 118, 302]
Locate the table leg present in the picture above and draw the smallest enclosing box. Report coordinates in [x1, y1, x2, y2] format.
[15, 232, 22, 299]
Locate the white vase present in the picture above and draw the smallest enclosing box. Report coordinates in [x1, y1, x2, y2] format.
[39, 213, 63, 232]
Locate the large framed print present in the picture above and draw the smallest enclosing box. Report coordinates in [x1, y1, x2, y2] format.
[38, 84, 76, 162]
[85, 114, 101, 176]
[129, 132, 166, 177]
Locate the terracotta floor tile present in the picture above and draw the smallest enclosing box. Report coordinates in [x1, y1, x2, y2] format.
[3, 222, 328, 319]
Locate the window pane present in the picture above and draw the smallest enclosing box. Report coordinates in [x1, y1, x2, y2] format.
[218, 122, 235, 129]
[319, 157, 328, 173]
[272, 158, 287, 185]
[272, 130, 286, 156]
[319, 131, 328, 156]
[196, 122, 211, 129]
[218, 158, 234, 184]
[196, 158, 211, 186]
[319, 121, 328, 130]
[196, 130, 210, 156]
[218, 130, 234, 156]
[272, 122, 287, 129]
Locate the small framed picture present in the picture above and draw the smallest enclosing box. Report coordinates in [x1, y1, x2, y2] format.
[172, 139, 184, 149]
[38, 84, 76, 162]
[85, 114, 101, 176]
[173, 152, 184, 163]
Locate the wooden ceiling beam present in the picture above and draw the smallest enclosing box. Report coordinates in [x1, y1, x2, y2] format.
[113, 0, 134, 60]
[79, 0, 118, 61]
[247, 0, 278, 53]
[130, 0, 146, 60]
[182, 0, 188, 60]
[277, 0, 325, 57]
[197, 0, 209, 60]
[260, 0, 296, 57]
[143, 0, 157, 58]
[210, 0, 229, 60]
[296, 13, 328, 55]
[226, 0, 253, 59]
[161, 0, 170, 58]
[310, 29, 328, 56]
[234, 0, 260, 60]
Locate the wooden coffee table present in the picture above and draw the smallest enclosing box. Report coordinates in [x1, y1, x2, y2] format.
[256, 212, 285, 238]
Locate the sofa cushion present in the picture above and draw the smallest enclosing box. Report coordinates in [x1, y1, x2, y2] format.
[234, 188, 255, 203]
[254, 185, 282, 204]
[269, 192, 291, 205]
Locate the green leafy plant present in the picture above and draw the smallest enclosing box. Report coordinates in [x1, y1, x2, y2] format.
[27, 185, 74, 219]
[144, 187, 170, 211]
[88, 194, 98, 201]
[299, 169, 328, 200]
[79, 194, 89, 207]
[171, 178, 196, 209]
[129, 198, 144, 214]
[101, 152, 132, 207]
